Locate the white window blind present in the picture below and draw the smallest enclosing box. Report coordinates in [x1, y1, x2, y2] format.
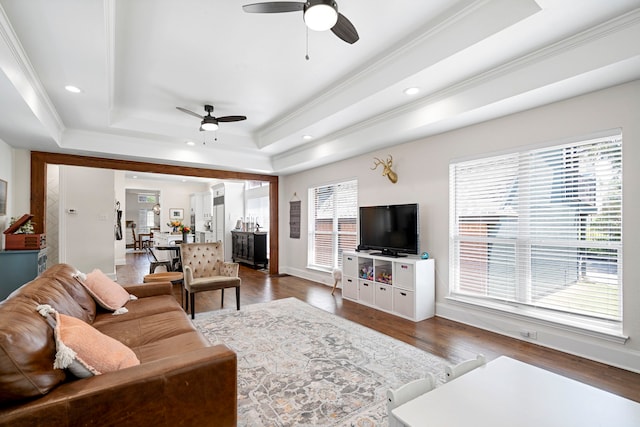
[308, 180, 358, 270]
[449, 133, 622, 331]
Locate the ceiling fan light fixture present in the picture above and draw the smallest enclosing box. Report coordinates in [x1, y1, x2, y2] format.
[304, 1, 338, 31]
[201, 118, 219, 131]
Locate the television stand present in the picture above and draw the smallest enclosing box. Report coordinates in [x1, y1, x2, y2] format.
[370, 249, 407, 258]
[341, 251, 434, 322]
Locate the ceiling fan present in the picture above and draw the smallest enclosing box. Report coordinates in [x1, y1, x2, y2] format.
[176, 105, 247, 131]
[242, 0, 359, 44]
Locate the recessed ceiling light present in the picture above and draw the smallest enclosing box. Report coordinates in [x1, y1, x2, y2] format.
[132, 175, 138, 179]
[303, 135, 313, 141]
[185, 140, 196, 146]
[403, 87, 420, 96]
[64, 85, 82, 93]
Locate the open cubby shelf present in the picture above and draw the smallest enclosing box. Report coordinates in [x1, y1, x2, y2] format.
[342, 251, 434, 322]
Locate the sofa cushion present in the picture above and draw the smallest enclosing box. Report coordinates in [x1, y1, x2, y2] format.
[50, 310, 140, 378]
[78, 269, 132, 313]
[131, 331, 210, 363]
[0, 298, 64, 403]
[40, 263, 96, 322]
[92, 295, 183, 323]
[93, 310, 198, 348]
[10, 275, 95, 324]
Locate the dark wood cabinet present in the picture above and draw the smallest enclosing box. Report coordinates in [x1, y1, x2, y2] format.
[231, 231, 268, 269]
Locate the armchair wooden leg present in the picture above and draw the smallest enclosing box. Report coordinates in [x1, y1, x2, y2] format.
[190, 292, 196, 319]
[221, 288, 224, 308]
[236, 286, 240, 310]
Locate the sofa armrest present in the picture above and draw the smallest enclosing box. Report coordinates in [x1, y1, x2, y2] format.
[123, 281, 173, 297]
[0, 345, 237, 427]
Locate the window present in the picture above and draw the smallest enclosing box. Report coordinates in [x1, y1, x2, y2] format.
[308, 180, 358, 270]
[449, 132, 622, 333]
[137, 193, 157, 203]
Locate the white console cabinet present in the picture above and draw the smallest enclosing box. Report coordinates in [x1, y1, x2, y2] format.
[342, 251, 434, 322]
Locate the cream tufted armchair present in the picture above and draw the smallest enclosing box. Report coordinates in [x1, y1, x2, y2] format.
[180, 242, 241, 319]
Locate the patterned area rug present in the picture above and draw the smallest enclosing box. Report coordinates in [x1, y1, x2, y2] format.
[193, 297, 448, 426]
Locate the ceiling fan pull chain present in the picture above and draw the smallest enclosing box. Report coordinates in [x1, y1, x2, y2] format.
[305, 26, 310, 61]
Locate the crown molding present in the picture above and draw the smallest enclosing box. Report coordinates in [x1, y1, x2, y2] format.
[256, 0, 541, 147]
[0, 3, 65, 142]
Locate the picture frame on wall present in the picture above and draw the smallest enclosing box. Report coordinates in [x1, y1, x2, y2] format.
[169, 208, 184, 220]
[0, 179, 7, 215]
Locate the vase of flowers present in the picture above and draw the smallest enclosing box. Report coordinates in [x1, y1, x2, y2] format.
[180, 224, 191, 243]
[167, 220, 182, 233]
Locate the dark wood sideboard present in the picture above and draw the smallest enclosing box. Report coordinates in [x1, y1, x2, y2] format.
[231, 231, 268, 269]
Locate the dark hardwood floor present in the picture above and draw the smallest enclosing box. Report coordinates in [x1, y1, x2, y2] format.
[117, 251, 640, 403]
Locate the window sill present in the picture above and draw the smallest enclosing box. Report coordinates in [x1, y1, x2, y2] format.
[445, 295, 628, 345]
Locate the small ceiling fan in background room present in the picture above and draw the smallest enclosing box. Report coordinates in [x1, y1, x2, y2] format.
[176, 104, 247, 132]
[242, 0, 359, 44]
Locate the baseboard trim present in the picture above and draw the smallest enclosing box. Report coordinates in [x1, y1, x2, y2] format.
[437, 301, 640, 374]
[280, 267, 334, 288]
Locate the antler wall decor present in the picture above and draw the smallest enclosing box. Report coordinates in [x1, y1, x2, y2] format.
[371, 155, 398, 184]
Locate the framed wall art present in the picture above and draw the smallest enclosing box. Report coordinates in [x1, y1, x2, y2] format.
[169, 208, 184, 220]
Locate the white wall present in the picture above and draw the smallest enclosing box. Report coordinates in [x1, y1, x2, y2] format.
[279, 80, 640, 373]
[11, 149, 30, 216]
[59, 165, 116, 276]
[0, 144, 30, 247]
[114, 171, 126, 265]
[123, 177, 209, 232]
[0, 139, 12, 241]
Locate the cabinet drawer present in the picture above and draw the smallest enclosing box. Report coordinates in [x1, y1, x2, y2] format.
[393, 287, 415, 319]
[359, 281, 374, 305]
[375, 283, 393, 311]
[394, 262, 415, 290]
[343, 254, 358, 277]
[342, 277, 358, 300]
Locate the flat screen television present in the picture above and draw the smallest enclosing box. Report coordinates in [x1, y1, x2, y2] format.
[359, 203, 419, 257]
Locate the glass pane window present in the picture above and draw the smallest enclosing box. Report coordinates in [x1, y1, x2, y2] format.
[308, 180, 358, 270]
[449, 132, 622, 331]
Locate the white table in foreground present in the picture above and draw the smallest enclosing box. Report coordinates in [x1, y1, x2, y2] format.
[392, 356, 640, 427]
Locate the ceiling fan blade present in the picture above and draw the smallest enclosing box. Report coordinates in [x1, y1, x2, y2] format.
[331, 13, 359, 44]
[176, 107, 204, 119]
[242, 2, 304, 13]
[217, 115, 247, 122]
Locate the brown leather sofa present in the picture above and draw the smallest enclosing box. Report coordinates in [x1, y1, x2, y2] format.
[0, 263, 237, 426]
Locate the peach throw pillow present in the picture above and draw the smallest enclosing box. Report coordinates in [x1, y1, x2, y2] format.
[80, 269, 131, 312]
[37, 305, 139, 378]
[55, 313, 139, 378]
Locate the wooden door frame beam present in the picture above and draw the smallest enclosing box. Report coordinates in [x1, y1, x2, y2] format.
[30, 151, 279, 275]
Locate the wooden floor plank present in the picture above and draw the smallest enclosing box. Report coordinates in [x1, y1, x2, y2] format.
[116, 252, 640, 403]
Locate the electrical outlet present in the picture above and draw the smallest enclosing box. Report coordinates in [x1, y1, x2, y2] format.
[520, 330, 538, 339]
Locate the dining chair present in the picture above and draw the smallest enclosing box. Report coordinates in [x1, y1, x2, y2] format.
[130, 222, 139, 250]
[387, 372, 436, 427]
[180, 242, 241, 319]
[147, 247, 173, 274]
[445, 354, 487, 382]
